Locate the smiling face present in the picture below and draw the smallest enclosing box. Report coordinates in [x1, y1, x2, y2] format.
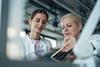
[61, 14, 82, 38]
[29, 13, 48, 34]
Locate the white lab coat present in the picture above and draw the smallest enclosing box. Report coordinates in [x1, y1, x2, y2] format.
[74, 34, 100, 66]
[21, 35, 52, 61]
[90, 34, 100, 56]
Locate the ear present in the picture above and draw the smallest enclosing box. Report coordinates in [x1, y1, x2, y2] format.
[28, 18, 32, 25]
[79, 22, 82, 32]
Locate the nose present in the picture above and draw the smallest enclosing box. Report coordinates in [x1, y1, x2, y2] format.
[38, 21, 43, 26]
[63, 27, 68, 32]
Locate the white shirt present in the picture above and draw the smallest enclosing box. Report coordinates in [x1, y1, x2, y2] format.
[90, 34, 100, 56]
[21, 35, 52, 61]
[74, 34, 100, 67]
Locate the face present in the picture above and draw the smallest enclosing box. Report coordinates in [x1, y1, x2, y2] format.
[61, 17, 81, 38]
[29, 13, 48, 34]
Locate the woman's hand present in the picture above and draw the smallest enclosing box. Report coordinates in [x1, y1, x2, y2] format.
[61, 36, 76, 52]
[66, 51, 76, 62]
[60, 36, 77, 61]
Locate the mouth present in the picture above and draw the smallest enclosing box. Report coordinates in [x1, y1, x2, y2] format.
[64, 33, 71, 36]
[36, 26, 43, 30]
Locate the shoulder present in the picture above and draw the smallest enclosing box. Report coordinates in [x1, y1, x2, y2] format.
[90, 34, 100, 40]
[90, 34, 100, 46]
[20, 35, 31, 45]
[90, 34, 100, 48]
[20, 35, 29, 40]
[90, 34, 100, 55]
[18, 35, 30, 51]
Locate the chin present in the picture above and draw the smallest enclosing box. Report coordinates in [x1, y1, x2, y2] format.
[36, 31, 41, 34]
[36, 30, 42, 34]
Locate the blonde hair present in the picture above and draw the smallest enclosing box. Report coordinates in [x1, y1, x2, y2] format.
[61, 13, 82, 26]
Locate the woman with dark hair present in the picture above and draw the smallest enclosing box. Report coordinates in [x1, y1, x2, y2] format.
[21, 9, 52, 61]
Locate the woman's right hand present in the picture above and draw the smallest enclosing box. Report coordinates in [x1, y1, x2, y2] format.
[61, 36, 76, 52]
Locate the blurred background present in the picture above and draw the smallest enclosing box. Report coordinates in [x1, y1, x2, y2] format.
[6, 0, 99, 49]
[0, 0, 100, 67]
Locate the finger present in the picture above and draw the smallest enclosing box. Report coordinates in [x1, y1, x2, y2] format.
[61, 45, 73, 52]
[62, 41, 74, 52]
[63, 38, 73, 48]
[61, 38, 74, 52]
[63, 37, 75, 49]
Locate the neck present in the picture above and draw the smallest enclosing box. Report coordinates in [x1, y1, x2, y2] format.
[29, 32, 40, 40]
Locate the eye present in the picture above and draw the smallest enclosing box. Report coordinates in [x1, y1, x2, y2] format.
[42, 20, 47, 25]
[35, 18, 40, 22]
[67, 24, 72, 27]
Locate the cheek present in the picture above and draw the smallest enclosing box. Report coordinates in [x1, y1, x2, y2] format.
[31, 23, 35, 28]
[72, 27, 80, 36]
[31, 22, 37, 27]
[30, 23, 36, 31]
[41, 24, 46, 29]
